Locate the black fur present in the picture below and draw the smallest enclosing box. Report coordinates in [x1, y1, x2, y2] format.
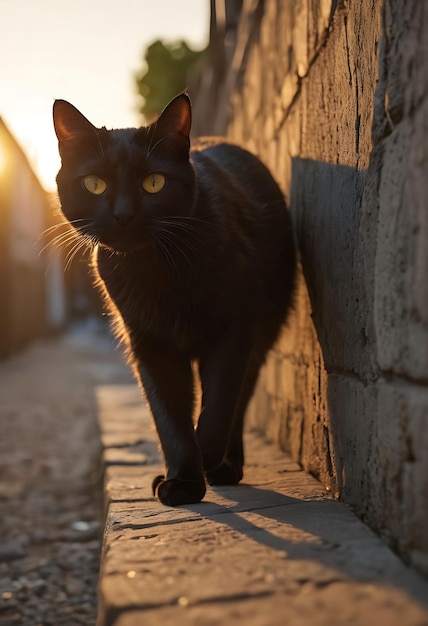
[53, 93, 296, 506]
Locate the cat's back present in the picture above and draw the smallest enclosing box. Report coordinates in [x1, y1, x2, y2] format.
[190, 138, 284, 210]
[190, 137, 295, 322]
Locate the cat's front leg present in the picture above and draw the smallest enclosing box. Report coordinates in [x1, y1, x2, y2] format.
[132, 337, 206, 506]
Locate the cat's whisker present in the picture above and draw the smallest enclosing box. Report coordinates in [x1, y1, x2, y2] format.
[38, 220, 94, 257]
[53, 222, 94, 243]
[39, 237, 78, 266]
[39, 218, 91, 241]
[49, 228, 78, 243]
[47, 231, 81, 250]
[154, 236, 180, 280]
[42, 222, 98, 269]
[64, 244, 82, 272]
[155, 221, 206, 246]
[154, 228, 199, 281]
[145, 122, 158, 155]
[153, 217, 223, 247]
[154, 221, 210, 266]
[63, 236, 95, 272]
[38, 231, 79, 258]
[165, 229, 202, 261]
[54, 234, 82, 256]
[38, 223, 69, 239]
[38, 226, 73, 247]
[146, 136, 167, 160]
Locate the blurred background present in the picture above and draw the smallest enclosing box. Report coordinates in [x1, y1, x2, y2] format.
[0, 0, 215, 358]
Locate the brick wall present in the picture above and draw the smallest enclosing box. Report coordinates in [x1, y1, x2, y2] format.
[191, 0, 428, 575]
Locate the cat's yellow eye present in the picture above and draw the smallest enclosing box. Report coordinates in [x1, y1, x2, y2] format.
[142, 173, 165, 194]
[83, 175, 107, 195]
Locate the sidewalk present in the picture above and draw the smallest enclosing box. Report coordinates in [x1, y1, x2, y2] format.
[95, 385, 428, 626]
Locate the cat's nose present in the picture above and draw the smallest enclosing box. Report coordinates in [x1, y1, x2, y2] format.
[113, 200, 135, 226]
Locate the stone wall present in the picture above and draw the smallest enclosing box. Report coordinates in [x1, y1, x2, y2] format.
[191, 0, 428, 575]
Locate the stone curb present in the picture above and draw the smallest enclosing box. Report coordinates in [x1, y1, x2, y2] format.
[95, 385, 428, 626]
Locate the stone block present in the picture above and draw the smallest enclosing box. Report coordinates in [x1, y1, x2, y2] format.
[371, 382, 428, 575]
[374, 103, 428, 381]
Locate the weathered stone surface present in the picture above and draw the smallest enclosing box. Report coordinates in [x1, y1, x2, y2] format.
[370, 382, 428, 574]
[190, 0, 428, 573]
[113, 590, 427, 626]
[374, 103, 428, 380]
[96, 385, 428, 626]
[95, 385, 152, 449]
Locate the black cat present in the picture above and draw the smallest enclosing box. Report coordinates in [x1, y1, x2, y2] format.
[53, 93, 296, 506]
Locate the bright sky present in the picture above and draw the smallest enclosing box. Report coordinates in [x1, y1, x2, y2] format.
[0, 0, 209, 191]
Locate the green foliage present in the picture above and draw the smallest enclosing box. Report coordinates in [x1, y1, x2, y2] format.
[135, 40, 206, 121]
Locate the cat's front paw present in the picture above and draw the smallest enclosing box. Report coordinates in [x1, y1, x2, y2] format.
[205, 462, 243, 486]
[152, 475, 206, 506]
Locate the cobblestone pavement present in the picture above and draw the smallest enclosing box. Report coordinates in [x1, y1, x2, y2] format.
[0, 327, 131, 626]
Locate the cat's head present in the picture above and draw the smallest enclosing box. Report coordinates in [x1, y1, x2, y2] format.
[53, 93, 195, 254]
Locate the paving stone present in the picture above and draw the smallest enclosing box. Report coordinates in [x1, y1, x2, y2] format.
[96, 385, 428, 626]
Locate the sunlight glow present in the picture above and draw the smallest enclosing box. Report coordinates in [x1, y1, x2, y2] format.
[28, 125, 62, 192]
[1, 105, 62, 191]
[0, 0, 210, 191]
[0, 141, 5, 174]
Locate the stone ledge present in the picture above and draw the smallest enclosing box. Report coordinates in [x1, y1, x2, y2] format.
[95, 385, 428, 626]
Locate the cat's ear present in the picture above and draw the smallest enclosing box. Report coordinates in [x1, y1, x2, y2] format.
[53, 100, 98, 143]
[156, 93, 191, 139]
